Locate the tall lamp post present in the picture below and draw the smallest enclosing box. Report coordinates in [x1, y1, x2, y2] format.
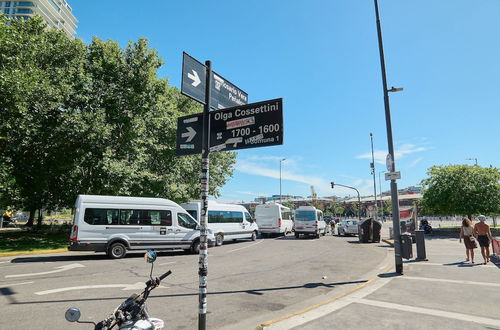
[279, 158, 286, 204]
[374, 0, 404, 274]
[378, 170, 386, 221]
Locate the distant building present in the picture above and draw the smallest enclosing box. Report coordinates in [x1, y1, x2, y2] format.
[1, 0, 77, 37]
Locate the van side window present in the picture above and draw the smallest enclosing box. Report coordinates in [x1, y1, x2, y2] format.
[244, 212, 253, 223]
[178, 213, 197, 229]
[282, 211, 292, 220]
[120, 210, 172, 226]
[208, 211, 243, 223]
[84, 208, 119, 225]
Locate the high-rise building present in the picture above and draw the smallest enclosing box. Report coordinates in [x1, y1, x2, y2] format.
[0, 1, 77, 37]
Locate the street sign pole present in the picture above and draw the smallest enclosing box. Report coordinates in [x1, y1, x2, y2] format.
[198, 60, 212, 330]
[374, 0, 403, 275]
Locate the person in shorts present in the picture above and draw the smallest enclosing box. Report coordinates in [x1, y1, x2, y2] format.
[474, 215, 493, 264]
[459, 218, 476, 263]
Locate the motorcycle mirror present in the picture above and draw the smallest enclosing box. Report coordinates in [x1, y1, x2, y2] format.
[144, 250, 157, 264]
[65, 307, 81, 322]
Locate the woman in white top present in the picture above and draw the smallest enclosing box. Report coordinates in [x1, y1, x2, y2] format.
[459, 217, 477, 263]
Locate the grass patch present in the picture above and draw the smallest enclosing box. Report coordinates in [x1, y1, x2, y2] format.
[0, 230, 68, 253]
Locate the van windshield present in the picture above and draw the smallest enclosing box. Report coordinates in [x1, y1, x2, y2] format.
[295, 210, 316, 221]
[186, 210, 198, 220]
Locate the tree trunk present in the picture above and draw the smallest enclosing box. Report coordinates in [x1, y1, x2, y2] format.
[493, 216, 497, 227]
[25, 207, 36, 227]
[36, 208, 43, 229]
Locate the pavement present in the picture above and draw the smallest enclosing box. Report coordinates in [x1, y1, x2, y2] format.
[259, 236, 500, 330]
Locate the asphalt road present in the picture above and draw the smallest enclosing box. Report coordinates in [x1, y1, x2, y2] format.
[0, 234, 389, 329]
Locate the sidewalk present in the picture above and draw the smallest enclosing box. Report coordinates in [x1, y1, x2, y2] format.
[261, 237, 500, 330]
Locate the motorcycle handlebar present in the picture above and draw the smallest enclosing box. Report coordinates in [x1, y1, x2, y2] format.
[159, 270, 172, 281]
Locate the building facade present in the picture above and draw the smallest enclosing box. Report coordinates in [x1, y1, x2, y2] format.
[1, 0, 77, 37]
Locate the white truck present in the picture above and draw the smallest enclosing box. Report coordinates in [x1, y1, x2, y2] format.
[255, 203, 293, 237]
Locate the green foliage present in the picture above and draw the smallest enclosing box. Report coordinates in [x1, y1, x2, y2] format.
[421, 165, 500, 217]
[0, 14, 236, 214]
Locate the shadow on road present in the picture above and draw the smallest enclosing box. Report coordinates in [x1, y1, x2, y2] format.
[2, 279, 369, 305]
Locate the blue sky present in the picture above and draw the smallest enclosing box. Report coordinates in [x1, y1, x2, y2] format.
[72, 0, 500, 201]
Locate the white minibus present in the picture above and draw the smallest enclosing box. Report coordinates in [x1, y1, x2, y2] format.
[180, 201, 258, 246]
[69, 195, 214, 258]
[255, 203, 293, 237]
[294, 206, 327, 238]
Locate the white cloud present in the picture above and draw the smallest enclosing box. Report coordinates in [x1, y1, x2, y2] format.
[408, 157, 424, 168]
[355, 143, 428, 165]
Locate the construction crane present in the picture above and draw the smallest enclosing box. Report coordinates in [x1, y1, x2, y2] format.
[310, 186, 317, 204]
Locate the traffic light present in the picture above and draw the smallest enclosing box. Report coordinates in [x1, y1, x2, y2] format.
[330, 182, 335, 188]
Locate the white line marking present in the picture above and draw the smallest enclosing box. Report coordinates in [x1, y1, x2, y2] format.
[227, 239, 264, 253]
[35, 283, 168, 295]
[0, 261, 10, 264]
[2, 281, 34, 287]
[159, 261, 176, 266]
[357, 298, 500, 327]
[405, 262, 497, 268]
[398, 276, 500, 288]
[5, 263, 85, 278]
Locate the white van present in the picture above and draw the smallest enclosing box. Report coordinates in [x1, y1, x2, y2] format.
[294, 206, 327, 238]
[255, 203, 293, 237]
[180, 201, 258, 246]
[69, 195, 214, 258]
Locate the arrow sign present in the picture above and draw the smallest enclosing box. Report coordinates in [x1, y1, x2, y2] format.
[5, 264, 85, 278]
[35, 282, 168, 295]
[181, 126, 197, 142]
[187, 70, 201, 87]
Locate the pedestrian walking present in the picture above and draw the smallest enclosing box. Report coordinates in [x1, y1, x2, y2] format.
[459, 218, 476, 263]
[474, 215, 493, 264]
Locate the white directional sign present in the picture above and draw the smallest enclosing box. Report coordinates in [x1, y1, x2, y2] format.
[385, 171, 401, 181]
[176, 113, 203, 155]
[181, 52, 248, 110]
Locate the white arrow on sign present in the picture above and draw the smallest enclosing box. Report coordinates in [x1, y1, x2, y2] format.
[187, 70, 201, 87]
[5, 263, 85, 278]
[35, 282, 168, 295]
[181, 126, 197, 142]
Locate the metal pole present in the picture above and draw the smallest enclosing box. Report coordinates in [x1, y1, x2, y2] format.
[370, 133, 378, 242]
[279, 159, 282, 204]
[331, 183, 361, 221]
[374, 0, 403, 274]
[379, 171, 386, 221]
[198, 60, 212, 330]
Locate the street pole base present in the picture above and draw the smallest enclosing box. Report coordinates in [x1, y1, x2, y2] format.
[415, 258, 428, 262]
[396, 264, 403, 275]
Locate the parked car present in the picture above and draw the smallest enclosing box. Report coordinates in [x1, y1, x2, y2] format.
[337, 219, 359, 236]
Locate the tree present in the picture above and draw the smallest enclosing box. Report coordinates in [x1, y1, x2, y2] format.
[421, 165, 500, 218]
[0, 15, 236, 224]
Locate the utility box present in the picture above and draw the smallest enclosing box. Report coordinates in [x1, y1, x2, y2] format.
[358, 218, 382, 243]
[401, 233, 413, 259]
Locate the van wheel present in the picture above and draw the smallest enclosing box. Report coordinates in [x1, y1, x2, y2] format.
[108, 242, 127, 259]
[295, 232, 300, 239]
[215, 234, 224, 246]
[322, 229, 326, 236]
[191, 240, 200, 254]
[251, 231, 257, 241]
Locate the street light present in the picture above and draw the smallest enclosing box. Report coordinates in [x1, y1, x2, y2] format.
[331, 182, 361, 220]
[279, 158, 286, 204]
[374, 0, 403, 274]
[378, 170, 386, 221]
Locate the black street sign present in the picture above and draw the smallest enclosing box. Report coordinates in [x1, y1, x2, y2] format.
[181, 52, 207, 105]
[181, 52, 248, 109]
[209, 98, 283, 152]
[176, 113, 203, 155]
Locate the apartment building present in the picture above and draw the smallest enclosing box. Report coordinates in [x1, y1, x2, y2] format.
[0, 0, 77, 37]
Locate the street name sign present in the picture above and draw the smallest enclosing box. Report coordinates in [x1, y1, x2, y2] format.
[181, 52, 248, 109]
[176, 113, 203, 156]
[209, 98, 283, 152]
[385, 171, 401, 181]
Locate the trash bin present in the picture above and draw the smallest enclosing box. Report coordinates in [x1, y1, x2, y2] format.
[358, 218, 382, 243]
[401, 232, 413, 259]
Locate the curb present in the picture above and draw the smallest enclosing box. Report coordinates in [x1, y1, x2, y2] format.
[382, 239, 394, 246]
[0, 248, 68, 257]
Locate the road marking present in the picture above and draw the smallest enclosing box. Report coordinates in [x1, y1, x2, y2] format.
[2, 281, 34, 287]
[159, 261, 176, 266]
[35, 282, 169, 295]
[227, 239, 264, 253]
[5, 263, 85, 278]
[0, 261, 10, 264]
[357, 298, 500, 328]
[397, 276, 500, 288]
[405, 261, 497, 268]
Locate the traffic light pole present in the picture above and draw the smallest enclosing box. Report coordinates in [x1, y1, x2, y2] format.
[198, 60, 212, 330]
[331, 182, 361, 221]
[374, 0, 403, 274]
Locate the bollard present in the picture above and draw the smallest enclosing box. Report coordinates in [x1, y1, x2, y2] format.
[415, 230, 428, 261]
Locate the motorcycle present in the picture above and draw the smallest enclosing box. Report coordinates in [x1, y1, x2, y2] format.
[65, 250, 171, 330]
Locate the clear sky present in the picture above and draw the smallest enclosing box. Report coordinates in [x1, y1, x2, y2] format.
[72, 0, 500, 201]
